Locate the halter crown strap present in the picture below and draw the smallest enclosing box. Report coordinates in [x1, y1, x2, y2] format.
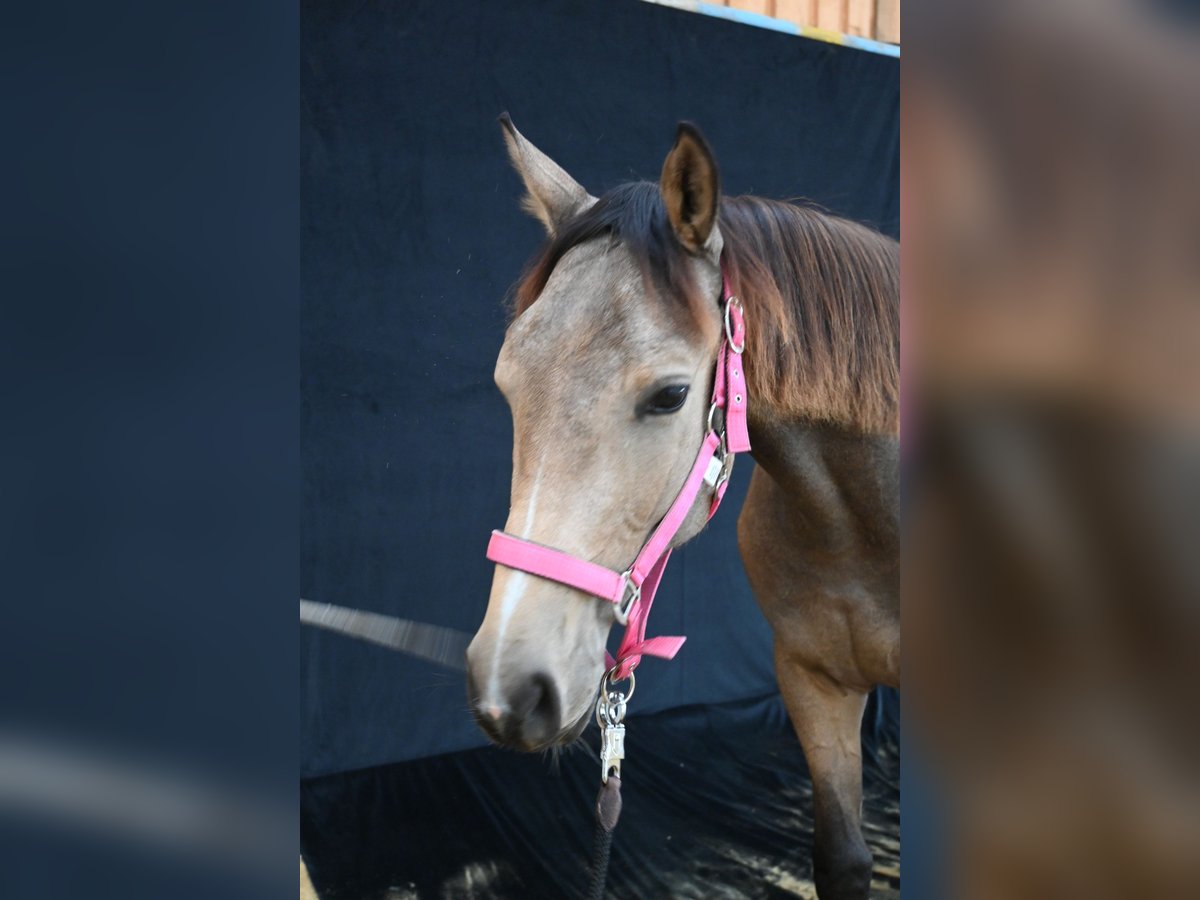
[486, 261, 749, 678]
[721, 269, 751, 453]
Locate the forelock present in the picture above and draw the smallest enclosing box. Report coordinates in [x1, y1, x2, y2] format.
[512, 182, 709, 332]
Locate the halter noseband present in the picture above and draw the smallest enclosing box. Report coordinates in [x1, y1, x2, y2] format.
[486, 262, 750, 680]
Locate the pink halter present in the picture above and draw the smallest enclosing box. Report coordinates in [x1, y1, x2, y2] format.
[487, 263, 750, 680]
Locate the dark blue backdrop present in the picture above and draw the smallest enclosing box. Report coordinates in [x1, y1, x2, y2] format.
[301, 0, 898, 777]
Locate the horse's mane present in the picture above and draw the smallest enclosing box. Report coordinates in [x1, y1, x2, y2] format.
[514, 182, 898, 434]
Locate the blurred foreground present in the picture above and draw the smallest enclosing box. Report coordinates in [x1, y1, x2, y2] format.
[905, 2, 1200, 897]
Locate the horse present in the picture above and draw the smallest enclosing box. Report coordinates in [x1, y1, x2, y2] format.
[465, 116, 899, 900]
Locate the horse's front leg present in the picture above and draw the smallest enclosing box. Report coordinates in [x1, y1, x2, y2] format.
[775, 646, 873, 900]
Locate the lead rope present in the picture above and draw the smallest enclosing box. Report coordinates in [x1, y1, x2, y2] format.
[586, 774, 621, 900]
[586, 667, 633, 898]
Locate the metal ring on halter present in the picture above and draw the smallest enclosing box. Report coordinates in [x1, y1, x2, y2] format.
[724, 297, 745, 353]
[614, 569, 640, 626]
[595, 667, 635, 728]
[706, 401, 722, 436]
[602, 665, 636, 704]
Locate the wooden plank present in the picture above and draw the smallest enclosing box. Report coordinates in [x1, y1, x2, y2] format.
[815, 0, 845, 33]
[773, 0, 811, 27]
[727, 0, 772, 14]
[846, 0, 875, 37]
[301, 859, 318, 900]
[656, 0, 898, 49]
[875, 0, 900, 43]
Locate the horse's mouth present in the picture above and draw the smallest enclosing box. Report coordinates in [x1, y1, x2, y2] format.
[555, 699, 593, 745]
[524, 691, 594, 751]
[471, 685, 597, 752]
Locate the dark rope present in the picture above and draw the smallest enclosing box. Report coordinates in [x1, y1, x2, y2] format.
[586, 773, 622, 900]
[586, 817, 614, 900]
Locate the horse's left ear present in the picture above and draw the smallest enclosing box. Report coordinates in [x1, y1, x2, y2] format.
[660, 122, 721, 255]
[499, 113, 596, 236]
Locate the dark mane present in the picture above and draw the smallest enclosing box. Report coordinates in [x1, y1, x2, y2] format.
[514, 182, 899, 434]
[514, 182, 709, 328]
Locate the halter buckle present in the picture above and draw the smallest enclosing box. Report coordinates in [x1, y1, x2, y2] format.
[614, 569, 640, 626]
[706, 401, 724, 437]
[723, 296, 745, 354]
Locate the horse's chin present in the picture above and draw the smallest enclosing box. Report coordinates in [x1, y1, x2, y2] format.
[556, 700, 593, 745]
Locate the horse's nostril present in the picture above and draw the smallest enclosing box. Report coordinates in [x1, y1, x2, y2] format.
[468, 669, 564, 750]
[505, 672, 561, 748]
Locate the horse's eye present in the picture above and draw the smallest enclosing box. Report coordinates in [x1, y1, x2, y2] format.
[642, 384, 689, 416]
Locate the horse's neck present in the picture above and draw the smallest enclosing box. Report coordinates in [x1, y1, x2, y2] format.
[746, 414, 900, 553]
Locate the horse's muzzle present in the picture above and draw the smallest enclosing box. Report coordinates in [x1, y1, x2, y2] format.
[466, 666, 564, 751]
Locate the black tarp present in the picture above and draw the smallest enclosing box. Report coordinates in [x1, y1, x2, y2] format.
[302, 0, 900, 894]
[301, 0, 898, 778]
[301, 692, 900, 899]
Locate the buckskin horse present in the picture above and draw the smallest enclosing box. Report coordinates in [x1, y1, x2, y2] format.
[466, 117, 898, 900]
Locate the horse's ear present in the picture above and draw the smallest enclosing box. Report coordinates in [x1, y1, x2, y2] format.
[660, 123, 721, 255]
[499, 113, 596, 236]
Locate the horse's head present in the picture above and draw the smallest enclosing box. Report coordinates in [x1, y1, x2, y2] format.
[466, 118, 730, 750]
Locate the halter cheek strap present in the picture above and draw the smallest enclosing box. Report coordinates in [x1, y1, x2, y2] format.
[486, 262, 750, 680]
